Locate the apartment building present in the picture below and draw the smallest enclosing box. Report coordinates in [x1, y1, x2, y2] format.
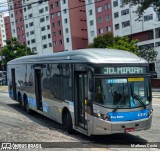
[8, 0, 88, 54]
[4, 16, 12, 40]
[85, 0, 113, 43]
[0, 13, 6, 47]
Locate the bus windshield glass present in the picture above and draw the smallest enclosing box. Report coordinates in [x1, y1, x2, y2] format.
[95, 77, 151, 108]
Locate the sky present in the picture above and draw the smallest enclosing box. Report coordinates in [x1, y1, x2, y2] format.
[0, 0, 9, 16]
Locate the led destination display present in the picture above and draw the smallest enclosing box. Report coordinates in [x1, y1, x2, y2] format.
[103, 67, 146, 74]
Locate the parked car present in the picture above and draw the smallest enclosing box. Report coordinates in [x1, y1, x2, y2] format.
[150, 71, 157, 78]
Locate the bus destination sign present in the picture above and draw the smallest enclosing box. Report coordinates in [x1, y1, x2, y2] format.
[103, 67, 146, 74]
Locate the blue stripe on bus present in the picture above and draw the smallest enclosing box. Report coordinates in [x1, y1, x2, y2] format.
[28, 97, 37, 107]
[108, 109, 149, 122]
[42, 102, 49, 113]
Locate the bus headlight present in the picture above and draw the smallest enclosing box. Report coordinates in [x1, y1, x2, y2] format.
[148, 109, 153, 116]
[93, 110, 110, 121]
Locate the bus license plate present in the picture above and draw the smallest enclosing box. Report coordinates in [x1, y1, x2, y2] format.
[125, 128, 135, 133]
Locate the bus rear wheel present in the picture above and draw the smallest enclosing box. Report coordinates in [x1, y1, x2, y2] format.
[18, 94, 24, 109]
[24, 97, 31, 114]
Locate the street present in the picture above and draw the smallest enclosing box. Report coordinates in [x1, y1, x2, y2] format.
[0, 86, 159, 151]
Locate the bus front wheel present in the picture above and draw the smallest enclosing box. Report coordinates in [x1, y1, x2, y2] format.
[66, 112, 74, 134]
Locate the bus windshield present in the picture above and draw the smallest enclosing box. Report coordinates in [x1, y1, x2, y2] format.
[95, 77, 151, 109]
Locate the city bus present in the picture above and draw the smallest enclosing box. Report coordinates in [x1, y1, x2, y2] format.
[7, 48, 153, 135]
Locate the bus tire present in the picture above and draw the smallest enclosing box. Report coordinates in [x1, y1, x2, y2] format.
[18, 94, 24, 109]
[24, 97, 31, 114]
[66, 112, 74, 134]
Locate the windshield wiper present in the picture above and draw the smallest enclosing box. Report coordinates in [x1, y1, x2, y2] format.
[130, 84, 146, 109]
[112, 93, 126, 112]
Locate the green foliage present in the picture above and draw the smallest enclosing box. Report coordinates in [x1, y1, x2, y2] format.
[0, 38, 36, 69]
[88, 32, 139, 54]
[123, 0, 160, 17]
[138, 48, 158, 63]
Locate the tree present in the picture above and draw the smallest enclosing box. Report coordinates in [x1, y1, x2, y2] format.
[88, 32, 139, 54]
[138, 48, 158, 63]
[123, 0, 160, 17]
[0, 38, 36, 70]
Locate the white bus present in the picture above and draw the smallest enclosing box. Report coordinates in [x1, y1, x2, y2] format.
[7, 48, 153, 135]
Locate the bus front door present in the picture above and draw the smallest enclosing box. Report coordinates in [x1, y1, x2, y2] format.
[75, 72, 88, 130]
[35, 69, 42, 111]
[11, 69, 17, 100]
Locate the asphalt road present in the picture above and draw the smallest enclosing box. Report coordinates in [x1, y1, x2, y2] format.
[0, 86, 159, 151]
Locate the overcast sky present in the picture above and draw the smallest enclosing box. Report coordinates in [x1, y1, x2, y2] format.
[0, 0, 9, 16]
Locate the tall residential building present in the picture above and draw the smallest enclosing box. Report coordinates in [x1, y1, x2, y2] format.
[4, 16, 12, 40]
[8, 0, 88, 54]
[0, 13, 6, 47]
[85, 0, 113, 43]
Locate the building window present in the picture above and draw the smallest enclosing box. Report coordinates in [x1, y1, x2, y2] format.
[56, 1, 59, 7]
[65, 28, 69, 33]
[98, 17, 102, 23]
[51, 13, 55, 18]
[89, 9, 93, 15]
[45, 7, 48, 11]
[63, 9, 67, 14]
[26, 24, 28, 28]
[99, 28, 103, 34]
[144, 14, 153, 21]
[49, 43, 52, 47]
[106, 15, 110, 21]
[59, 40, 63, 45]
[28, 13, 32, 19]
[31, 39, 35, 43]
[32, 47, 36, 51]
[26, 32, 29, 37]
[42, 35, 47, 40]
[90, 30, 95, 37]
[114, 12, 119, 18]
[53, 32, 56, 37]
[58, 30, 62, 35]
[11, 14, 14, 18]
[56, 12, 61, 17]
[57, 21, 61, 26]
[64, 18, 68, 23]
[41, 26, 46, 31]
[90, 20, 94, 26]
[27, 41, 30, 45]
[50, 4, 54, 9]
[40, 17, 45, 23]
[97, 6, 102, 12]
[122, 21, 130, 28]
[52, 23, 55, 28]
[63, 0, 66, 4]
[39, 8, 44, 13]
[53, 41, 57, 46]
[29, 22, 34, 27]
[43, 44, 48, 49]
[106, 26, 111, 32]
[28, 4, 31, 9]
[46, 16, 49, 21]
[113, 0, 118, 7]
[47, 25, 50, 30]
[121, 9, 129, 16]
[105, 3, 110, 10]
[115, 24, 119, 30]
[48, 34, 51, 38]
[66, 38, 69, 43]
[30, 30, 34, 35]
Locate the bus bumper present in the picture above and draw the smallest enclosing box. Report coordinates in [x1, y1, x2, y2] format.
[91, 115, 152, 135]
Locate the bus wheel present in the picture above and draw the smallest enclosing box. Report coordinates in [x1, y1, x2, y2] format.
[66, 112, 74, 134]
[18, 94, 24, 109]
[24, 97, 31, 114]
